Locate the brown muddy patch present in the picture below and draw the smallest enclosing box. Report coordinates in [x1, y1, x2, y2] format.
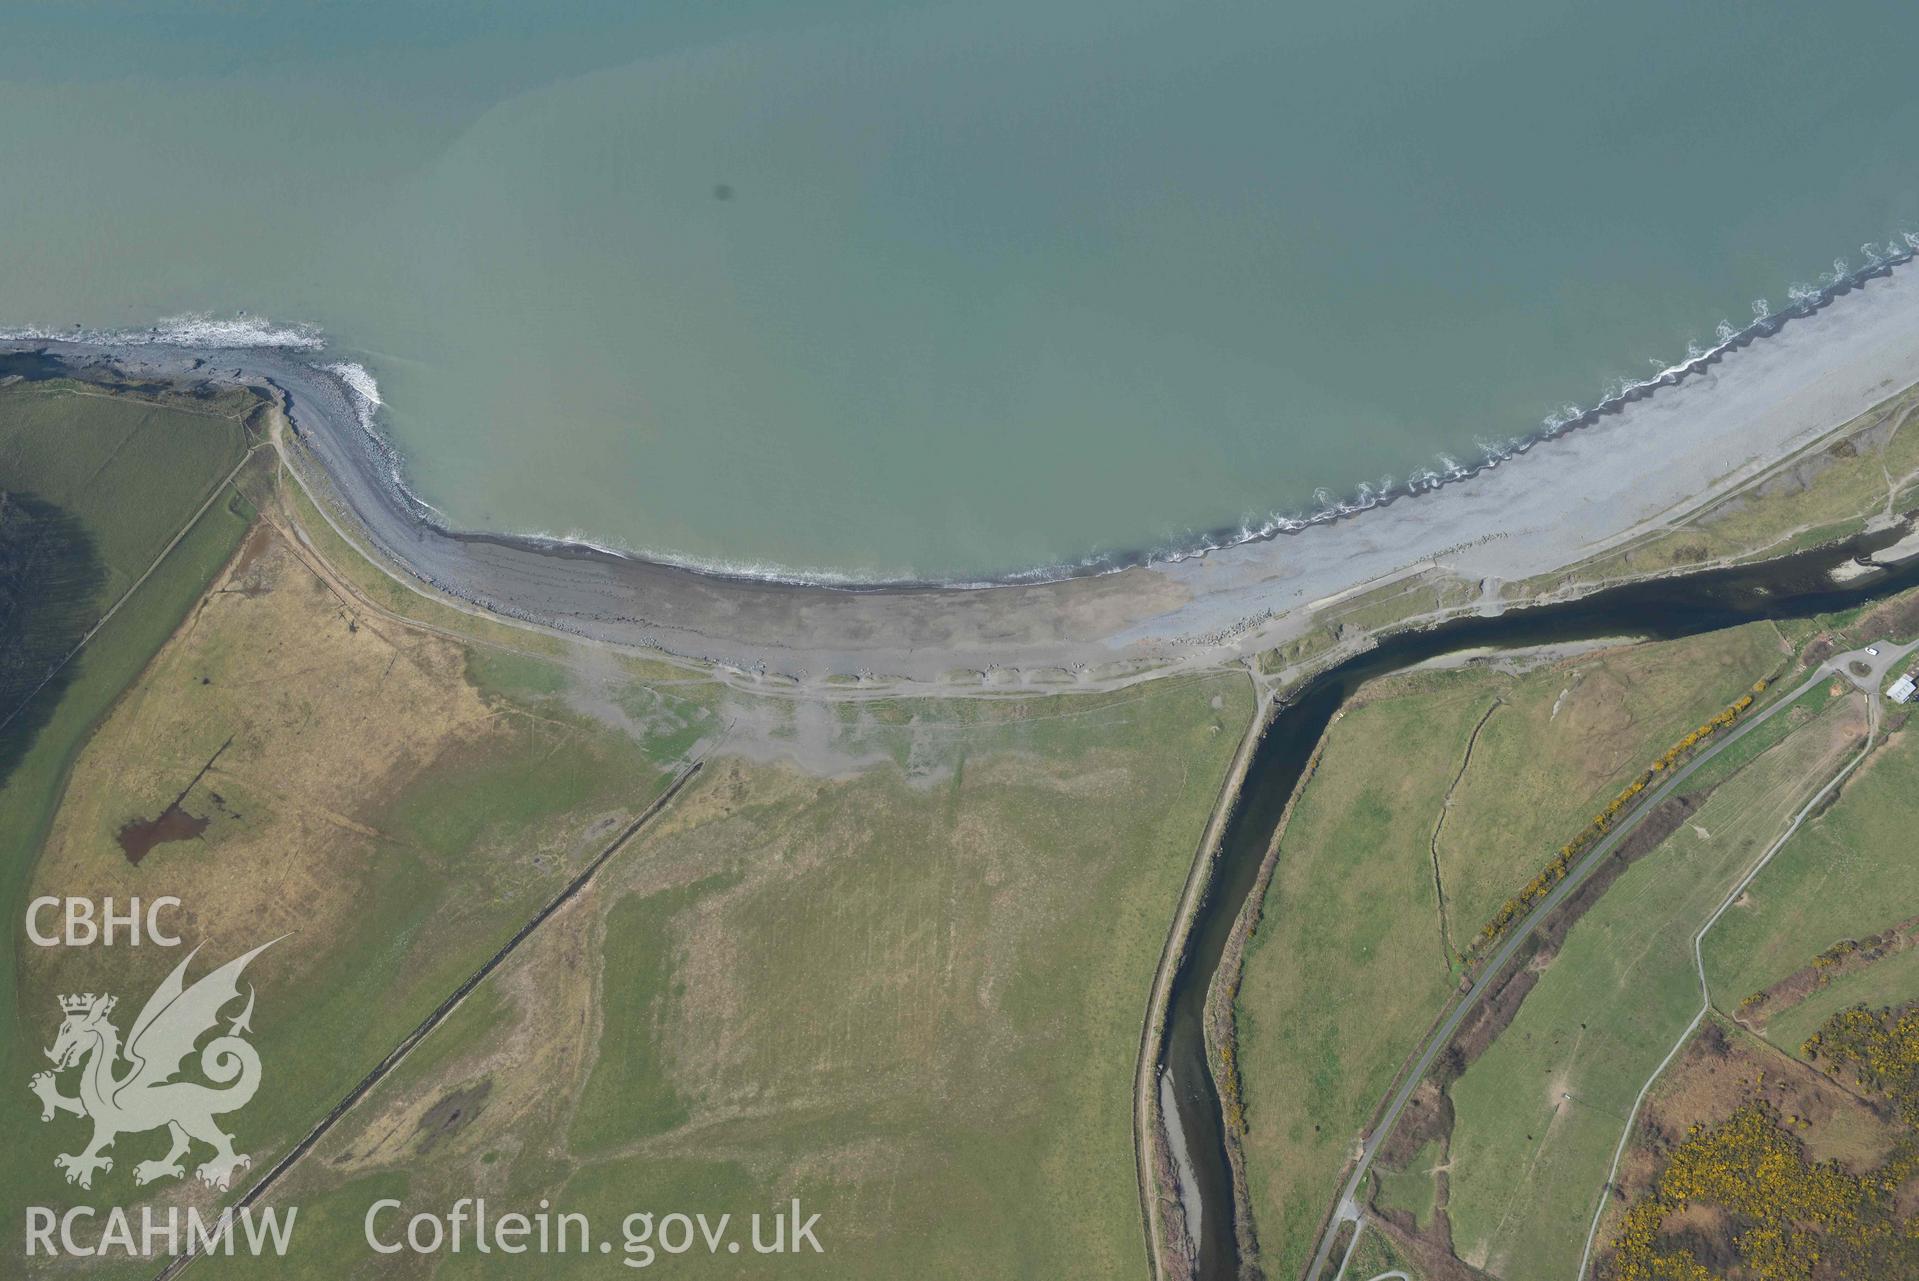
[1377, 1078, 1454, 1169]
[415, 1081, 492, 1156]
[115, 802, 209, 865]
[231, 522, 276, 576]
[1370, 1213, 1487, 1281]
[115, 736, 232, 864]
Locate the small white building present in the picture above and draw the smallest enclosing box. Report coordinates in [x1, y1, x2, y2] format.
[1890, 673, 1917, 704]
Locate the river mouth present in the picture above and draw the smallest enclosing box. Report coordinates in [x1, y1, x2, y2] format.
[1159, 531, 1919, 1281]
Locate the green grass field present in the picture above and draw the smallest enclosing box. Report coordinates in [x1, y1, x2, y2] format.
[12, 388, 1254, 1278]
[1437, 623, 1786, 943]
[565, 877, 722, 1153]
[1232, 669, 1492, 1279]
[9, 503, 718, 1277]
[192, 672, 1253, 1279]
[1764, 945, 1919, 1055]
[1232, 625, 1788, 1280]
[1, 380, 255, 785]
[1343, 1221, 1424, 1281]
[1703, 709, 1919, 1054]
[15, 370, 1904, 1281]
[1373, 1137, 1440, 1230]
[1, 378, 263, 1247]
[1442, 692, 1864, 1279]
[0, 380, 251, 604]
[1679, 679, 1846, 794]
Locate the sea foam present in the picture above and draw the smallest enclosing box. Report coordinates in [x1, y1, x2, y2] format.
[322, 361, 384, 431]
[7, 234, 1919, 592]
[0, 311, 324, 350]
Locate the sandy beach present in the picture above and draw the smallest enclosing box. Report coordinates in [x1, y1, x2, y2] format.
[12, 259, 1919, 690]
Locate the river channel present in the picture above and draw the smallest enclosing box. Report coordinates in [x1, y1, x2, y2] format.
[1160, 532, 1919, 1280]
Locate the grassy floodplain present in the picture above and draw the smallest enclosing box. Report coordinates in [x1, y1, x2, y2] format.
[1441, 688, 1865, 1278]
[1372, 1137, 1440, 1230]
[1704, 693, 1919, 1053]
[1229, 624, 1789, 1280]
[0, 377, 254, 745]
[0, 379, 252, 605]
[16, 363, 1919, 1281]
[187, 670, 1253, 1279]
[1577, 617, 1919, 1275]
[8, 462, 718, 1274]
[6, 392, 1257, 1277]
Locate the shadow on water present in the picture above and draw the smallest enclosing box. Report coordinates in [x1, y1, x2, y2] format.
[1163, 529, 1919, 1281]
[0, 491, 108, 789]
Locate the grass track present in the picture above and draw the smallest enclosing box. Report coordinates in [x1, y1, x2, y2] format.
[1441, 695, 1865, 1278]
[1234, 625, 1785, 1280]
[1703, 712, 1919, 1053]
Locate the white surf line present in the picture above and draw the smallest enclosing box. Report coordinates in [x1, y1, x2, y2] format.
[1572, 692, 1882, 1280]
[276, 426, 1222, 705]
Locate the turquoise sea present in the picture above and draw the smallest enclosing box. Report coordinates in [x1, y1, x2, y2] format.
[5, 1, 1919, 580]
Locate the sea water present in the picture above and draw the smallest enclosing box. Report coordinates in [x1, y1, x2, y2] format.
[5, 0, 1919, 581]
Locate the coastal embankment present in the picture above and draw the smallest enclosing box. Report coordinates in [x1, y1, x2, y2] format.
[13, 255, 1919, 690]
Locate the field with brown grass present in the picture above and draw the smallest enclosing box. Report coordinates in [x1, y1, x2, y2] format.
[3, 378, 267, 1254]
[9, 430, 1257, 1277]
[1442, 688, 1865, 1279]
[184, 669, 1253, 1279]
[13, 515, 713, 1274]
[1590, 1014, 1919, 1280]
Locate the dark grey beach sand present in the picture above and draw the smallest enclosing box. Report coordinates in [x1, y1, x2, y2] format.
[13, 258, 1919, 688]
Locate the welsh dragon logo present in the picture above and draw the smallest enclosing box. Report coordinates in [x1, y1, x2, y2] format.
[30, 940, 278, 1192]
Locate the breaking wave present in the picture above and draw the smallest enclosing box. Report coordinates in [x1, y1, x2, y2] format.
[311, 359, 449, 525]
[0, 311, 324, 350]
[322, 360, 383, 432]
[321, 358, 413, 495]
[8, 231, 1919, 590]
[1234, 229, 1919, 558]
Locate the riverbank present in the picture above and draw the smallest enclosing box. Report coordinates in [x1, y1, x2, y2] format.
[12, 251, 1919, 690]
[1135, 668, 1268, 1280]
[1162, 543, 1919, 1281]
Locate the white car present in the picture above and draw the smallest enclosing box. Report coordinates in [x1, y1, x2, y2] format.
[1868, 646, 1881, 657]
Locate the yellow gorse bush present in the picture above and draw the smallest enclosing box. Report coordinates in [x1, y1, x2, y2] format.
[1477, 691, 1758, 948]
[1607, 1102, 1889, 1281]
[1609, 1002, 1919, 1279]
